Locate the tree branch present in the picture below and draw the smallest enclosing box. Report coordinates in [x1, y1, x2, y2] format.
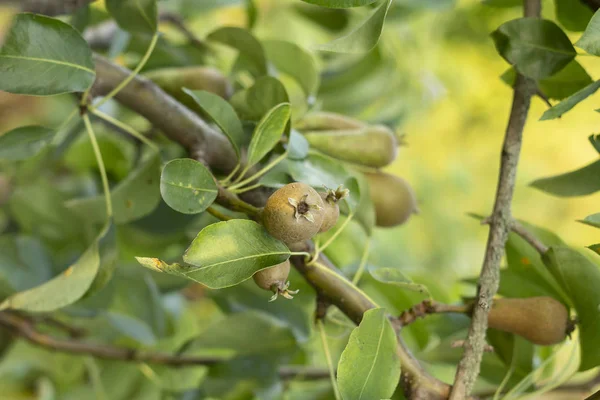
[509, 220, 549, 255]
[449, 1, 540, 398]
[0, 311, 329, 379]
[91, 54, 237, 174]
[398, 300, 471, 326]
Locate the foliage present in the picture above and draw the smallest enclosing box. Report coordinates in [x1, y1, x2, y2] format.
[0, 0, 598, 399]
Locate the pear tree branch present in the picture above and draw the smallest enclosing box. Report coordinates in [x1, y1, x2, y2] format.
[448, 1, 541, 398]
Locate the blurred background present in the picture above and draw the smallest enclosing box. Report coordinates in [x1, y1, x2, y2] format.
[0, 0, 598, 397]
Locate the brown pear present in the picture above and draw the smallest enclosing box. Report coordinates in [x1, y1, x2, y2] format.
[487, 297, 570, 345]
[253, 260, 298, 301]
[365, 172, 418, 228]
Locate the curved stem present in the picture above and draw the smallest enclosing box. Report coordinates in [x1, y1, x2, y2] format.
[82, 114, 113, 218]
[351, 238, 371, 285]
[95, 32, 160, 109]
[318, 320, 341, 400]
[231, 182, 263, 194]
[206, 206, 232, 221]
[219, 164, 241, 185]
[228, 151, 288, 191]
[311, 213, 354, 263]
[89, 108, 159, 151]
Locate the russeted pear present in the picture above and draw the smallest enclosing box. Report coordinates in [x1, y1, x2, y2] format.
[318, 186, 349, 233]
[262, 182, 325, 244]
[144, 66, 232, 112]
[364, 172, 418, 227]
[487, 297, 570, 345]
[253, 260, 298, 301]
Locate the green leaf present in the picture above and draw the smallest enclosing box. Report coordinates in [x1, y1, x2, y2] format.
[588, 134, 600, 153]
[287, 130, 310, 160]
[540, 80, 600, 120]
[491, 18, 576, 79]
[501, 61, 592, 100]
[580, 213, 600, 229]
[106, 0, 157, 34]
[0, 126, 55, 161]
[243, 76, 290, 121]
[0, 223, 111, 312]
[337, 308, 400, 400]
[575, 9, 600, 55]
[246, 103, 291, 168]
[67, 152, 162, 224]
[287, 152, 352, 189]
[183, 89, 244, 159]
[555, 0, 593, 32]
[207, 27, 267, 77]
[317, 0, 393, 53]
[147, 364, 207, 392]
[542, 247, 600, 370]
[137, 220, 291, 289]
[105, 312, 157, 346]
[0, 13, 95, 96]
[263, 40, 320, 96]
[160, 158, 218, 214]
[301, 0, 378, 7]
[530, 159, 600, 197]
[368, 266, 430, 296]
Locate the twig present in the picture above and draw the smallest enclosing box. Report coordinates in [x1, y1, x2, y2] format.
[449, 1, 541, 398]
[398, 300, 470, 326]
[159, 12, 208, 50]
[451, 340, 494, 353]
[0, 311, 329, 379]
[510, 220, 549, 255]
[26, 314, 86, 338]
[215, 186, 262, 217]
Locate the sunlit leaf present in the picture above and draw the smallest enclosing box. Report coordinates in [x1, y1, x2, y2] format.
[575, 9, 600, 55]
[491, 18, 576, 79]
[207, 27, 267, 77]
[580, 213, 600, 229]
[0, 13, 95, 95]
[160, 158, 218, 214]
[317, 0, 392, 53]
[263, 40, 320, 96]
[368, 266, 431, 296]
[530, 159, 600, 197]
[246, 103, 291, 168]
[0, 126, 55, 161]
[337, 308, 400, 400]
[106, 0, 158, 34]
[540, 80, 600, 120]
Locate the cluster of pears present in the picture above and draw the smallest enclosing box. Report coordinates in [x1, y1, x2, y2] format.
[295, 111, 418, 228]
[253, 182, 348, 301]
[486, 296, 571, 345]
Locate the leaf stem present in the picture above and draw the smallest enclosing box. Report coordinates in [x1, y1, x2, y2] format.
[206, 206, 232, 221]
[310, 213, 355, 264]
[352, 238, 371, 285]
[228, 151, 288, 191]
[95, 32, 160, 109]
[219, 164, 241, 185]
[83, 114, 113, 218]
[230, 182, 263, 194]
[317, 319, 341, 400]
[89, 108, 159, 151]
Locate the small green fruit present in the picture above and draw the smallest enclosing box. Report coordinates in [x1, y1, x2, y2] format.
[295, 111, 366, 131]
[487, 297, 570, 346]
[318, 185, 349, 233]
[365, 172, 418, 227]
[144, 66, 232, 112]
[253, 260, 298, 301]
[262, 182, 325, 244]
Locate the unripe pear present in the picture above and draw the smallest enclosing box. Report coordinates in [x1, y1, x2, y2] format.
[487, 297, 570, 345]
[364, 172, 418, 227]
[295, 111, 366, 131]
[253, 260, 298, 301]
[318, 186, 349, 233]
[144, 67, 232, 112]
[301, 125, 398, 168]
[262, 182, 325, 244]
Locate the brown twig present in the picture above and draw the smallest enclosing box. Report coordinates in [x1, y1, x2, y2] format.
[510, 220, 549, 255]
[398, 300, 470, 326]
[449, 1, 541, 398]
[0, 311, 329, 379]
[159, 12, 208, 50]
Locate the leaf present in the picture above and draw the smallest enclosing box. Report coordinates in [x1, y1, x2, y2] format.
[337, 308, 400, 400]
[580, 213, 600, 228]
[501, 61, 592, 100]
[287, 130, 310, 160]
[184, 89, 244, 158]
[246, 103, 291, 168]
[207, 27, 267, 77]
[368, 266, 431, 296]
[0, 126, 55, 161]
[137, 220, 291, 289]
[317, 0, 393, 53]
[575, 9, 600, 55]
[263, 40, 320, 96]
[160, 158, 218, 214]
[0, 223, 111, 312]
[0, 13, 95, 96]
[491, 18, 576, 80]
[147, 364, 207, 392]
[287, 152, 352, 189]
[301, 0, 378, 7]
[244, 76, 290, 121]
[105, 0, 158, 34]
[105, 312, 157, 346]
[530, 159, 600, 197]
[588, 134, 600, 153]
[67, 152, 162, 224]
[540, 80, 600, 120]
[542, 247, 600, 370]
[555, 0, 593, 32]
